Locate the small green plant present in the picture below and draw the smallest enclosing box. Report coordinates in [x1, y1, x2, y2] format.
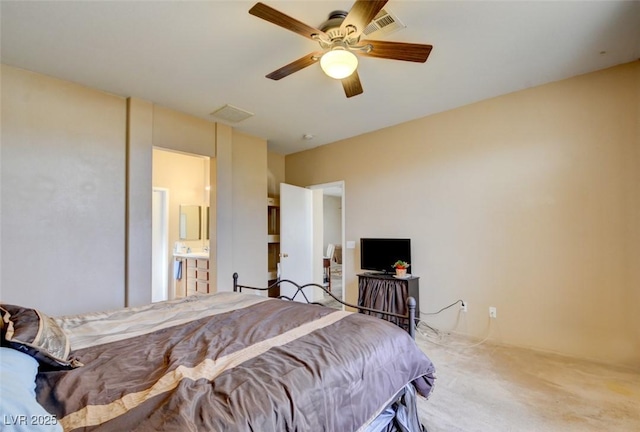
[392, 260, 410, 269]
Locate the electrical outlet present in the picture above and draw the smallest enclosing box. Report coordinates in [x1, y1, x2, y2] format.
[489, 306, 497, 318]
[460, 301, 467, 312]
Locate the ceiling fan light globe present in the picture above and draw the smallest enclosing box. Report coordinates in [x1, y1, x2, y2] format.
[320, 49, 358, 80]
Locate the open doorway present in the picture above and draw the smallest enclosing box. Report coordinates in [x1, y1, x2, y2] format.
[152, 148, 211, 300]
[309, 181, 345, 309]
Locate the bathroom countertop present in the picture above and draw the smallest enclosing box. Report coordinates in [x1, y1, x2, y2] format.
[173, 252, 209, 259]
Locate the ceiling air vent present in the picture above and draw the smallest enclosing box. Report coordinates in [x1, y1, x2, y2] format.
[210, 104, 254, 123]
[362, 8, 405, 38]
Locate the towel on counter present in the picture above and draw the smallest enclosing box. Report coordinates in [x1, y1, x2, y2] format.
[174, 260, 182, 280]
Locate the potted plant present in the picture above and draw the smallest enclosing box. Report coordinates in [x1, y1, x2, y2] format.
[392, 260, 410, 277]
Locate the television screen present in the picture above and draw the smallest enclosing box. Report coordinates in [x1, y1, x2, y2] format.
[360, 238, 411, 274]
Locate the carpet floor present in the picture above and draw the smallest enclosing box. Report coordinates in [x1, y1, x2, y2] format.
[413, 326, 640, 432]
[319, 278, 639, 431]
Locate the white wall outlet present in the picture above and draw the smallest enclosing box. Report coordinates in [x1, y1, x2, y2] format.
[346, 241, 356, 249]
[489, 306, 497, 318]
[460, 301, 467, 312]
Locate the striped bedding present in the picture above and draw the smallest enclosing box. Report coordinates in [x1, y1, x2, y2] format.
[35, 292, 435, 431]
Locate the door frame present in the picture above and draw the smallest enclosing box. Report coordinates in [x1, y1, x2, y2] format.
[308, 180, 346, 307]
[152, 187, 170, 302]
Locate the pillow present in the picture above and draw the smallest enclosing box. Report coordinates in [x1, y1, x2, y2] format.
[0, 304, 82, 370]
[0, 347, 62, 431]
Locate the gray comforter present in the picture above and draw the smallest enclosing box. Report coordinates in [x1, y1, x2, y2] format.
[36, 293, 435, 431]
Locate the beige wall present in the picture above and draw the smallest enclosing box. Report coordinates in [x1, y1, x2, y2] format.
[286, 61, 640, 368]
[323, 195, 342, 252]
[1, 65, 268, 314]
[230, 131, 268, 288]
[267, 151, 285, 197]
[152, 149, 209, 250]
[1, 65, 127, 315]
[126, 97, 153, 307]
[152, 105, 216, 157]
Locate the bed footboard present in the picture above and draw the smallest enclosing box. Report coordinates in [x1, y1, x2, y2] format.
[232, 273, 417, 339]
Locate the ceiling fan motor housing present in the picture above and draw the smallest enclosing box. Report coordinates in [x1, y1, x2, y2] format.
[319, 11, 359, 46]
[321, 10, 348, 32]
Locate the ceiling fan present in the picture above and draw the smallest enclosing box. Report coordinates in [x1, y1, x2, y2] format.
[249, 0, 433, 98]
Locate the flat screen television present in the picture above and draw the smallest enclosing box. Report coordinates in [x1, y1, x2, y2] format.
[360, 238, 411, 274]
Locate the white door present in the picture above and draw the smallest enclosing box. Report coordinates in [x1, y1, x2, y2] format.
[279, 183, 323, 302]
[152, 188, 169, 302]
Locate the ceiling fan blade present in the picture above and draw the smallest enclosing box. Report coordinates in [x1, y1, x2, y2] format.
[342, 71, 364, 98]
[249, 2, 328, 41]
[341, 0, 388, 37]
[357, 40, 433, 63]
[266, 52, 323, 80]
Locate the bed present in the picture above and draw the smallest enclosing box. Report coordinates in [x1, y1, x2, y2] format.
[0, 274, 436, 432]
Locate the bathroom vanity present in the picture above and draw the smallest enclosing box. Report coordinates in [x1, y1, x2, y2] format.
[174, 252, 210, 297]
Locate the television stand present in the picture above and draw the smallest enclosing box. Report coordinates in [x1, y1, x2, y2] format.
[357, 273, 420, 331]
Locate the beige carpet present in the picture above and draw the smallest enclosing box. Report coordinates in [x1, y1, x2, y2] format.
[318, 279, 639, 430]
[413, 325, 640, 432]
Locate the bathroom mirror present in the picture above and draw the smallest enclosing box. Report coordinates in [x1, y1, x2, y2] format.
[179, 205, 201, 240]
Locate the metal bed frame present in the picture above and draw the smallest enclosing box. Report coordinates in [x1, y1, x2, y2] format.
[232, 272, 418, 339]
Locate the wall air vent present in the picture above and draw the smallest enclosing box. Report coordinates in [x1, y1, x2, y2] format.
[210, 104, 254, 123]
[362, 8, 406, 38]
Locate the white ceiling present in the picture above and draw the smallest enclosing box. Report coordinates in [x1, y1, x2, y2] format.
[2, 1, 639, 155]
